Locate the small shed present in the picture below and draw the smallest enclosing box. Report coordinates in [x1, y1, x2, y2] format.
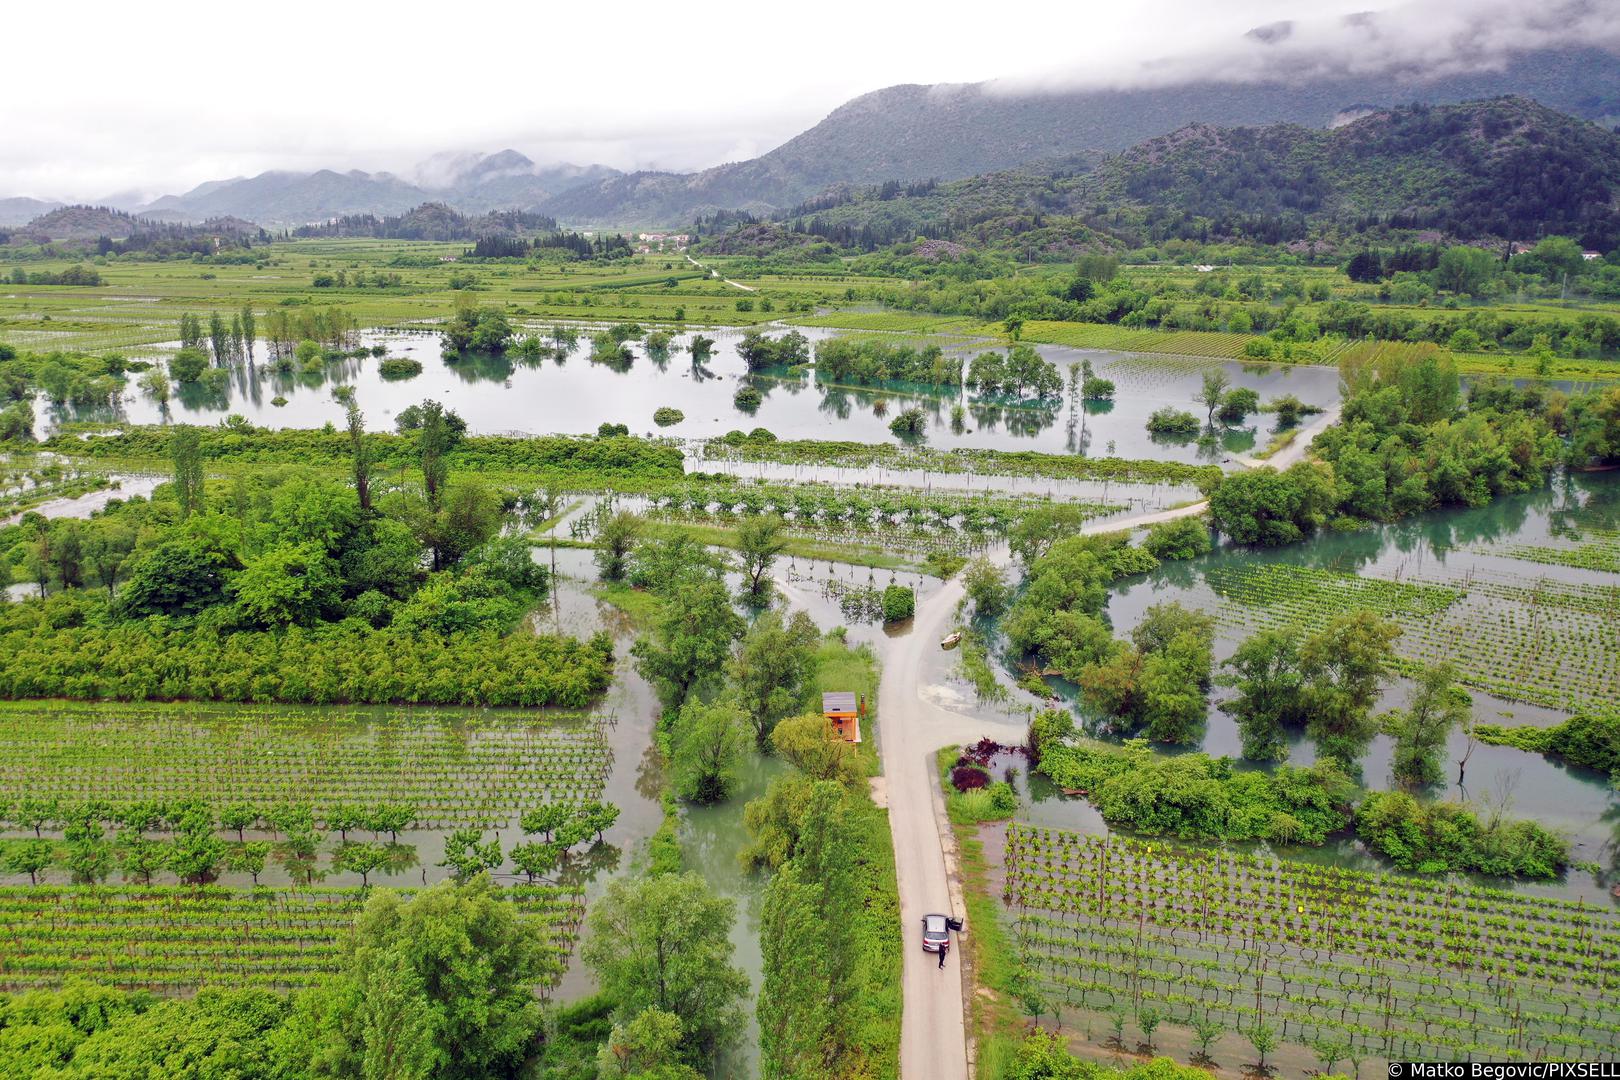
[822, 691, 863, 744]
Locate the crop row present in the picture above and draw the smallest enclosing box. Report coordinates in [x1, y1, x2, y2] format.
[1003, 825, 1620, 1061]
[0, 884, 582, 993]
[0, 702, 611, 829]
[1492, 528, 1620, 575]
[1203, 563, 1619, 712]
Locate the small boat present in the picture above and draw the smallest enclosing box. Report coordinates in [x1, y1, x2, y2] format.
[940, 631, 963, 650]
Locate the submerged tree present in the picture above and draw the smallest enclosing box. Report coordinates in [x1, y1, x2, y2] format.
[1387, 662, 1470, 786]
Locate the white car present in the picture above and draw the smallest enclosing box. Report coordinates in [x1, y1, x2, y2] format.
[922, 913, 951, 952]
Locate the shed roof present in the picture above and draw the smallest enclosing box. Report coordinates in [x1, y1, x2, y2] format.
[822, 691, 858, 714]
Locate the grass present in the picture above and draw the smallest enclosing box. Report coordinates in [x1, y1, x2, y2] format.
[946, 813, 1026, 1078]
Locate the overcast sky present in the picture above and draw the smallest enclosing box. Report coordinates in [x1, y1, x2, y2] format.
[2, 0, 1614, 201]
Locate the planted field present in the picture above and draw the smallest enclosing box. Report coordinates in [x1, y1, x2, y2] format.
[1494, 528, 1620, 574]
[1204, 563, 1620, 713]
[0, 702, 610, 829]
[0, 883, 581, 993]
[637, 482, 1118, 557]
[697, 437, 1221, 488]
[1004, 824, 1620, 1063]
[789, 310, 982, 334]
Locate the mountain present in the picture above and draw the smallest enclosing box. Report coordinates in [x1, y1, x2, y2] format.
[734, 98, 1620, 256]
[9, 205, 261, 248]
[543, 45, 1620, 227]
[135, 151, 621, 227]
[0, 197, 62, 227]
[141, 169, 432, 225]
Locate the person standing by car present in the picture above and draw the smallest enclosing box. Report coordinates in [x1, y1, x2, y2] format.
[938, 936, 949, 969]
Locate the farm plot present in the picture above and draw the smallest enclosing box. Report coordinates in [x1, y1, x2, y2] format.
[1492, 528, 1620, 574]
[1004, 824, 1620, 1064]
[1203, 563, 1620, 713]
[636, 482, 1119, 557]
[0, 702, 611, 830]
[0, 883, 581, 993]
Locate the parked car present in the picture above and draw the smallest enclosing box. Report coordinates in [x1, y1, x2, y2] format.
[922, 913, 950, 952]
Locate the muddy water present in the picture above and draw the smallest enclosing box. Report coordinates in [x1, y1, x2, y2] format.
[972, 473, 1620, 903]
[45, 324, 1340, 464]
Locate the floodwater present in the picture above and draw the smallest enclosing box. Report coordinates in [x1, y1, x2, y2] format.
[680, 749, 789, 1080]
[43, 325, 1342, 464]
[980, 472, 1620, 902]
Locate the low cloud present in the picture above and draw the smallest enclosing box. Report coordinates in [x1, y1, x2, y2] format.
[993, 0, 1620, 94]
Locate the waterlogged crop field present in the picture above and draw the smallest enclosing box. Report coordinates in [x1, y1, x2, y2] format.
[630, 482, 1119, 557]
[1004, 825, 1620, 1064]
[0, 700, 614, 992]
[0, 701, 610, 829]
[0, 883, 581, 993]
[1202, 562, 1620, 713]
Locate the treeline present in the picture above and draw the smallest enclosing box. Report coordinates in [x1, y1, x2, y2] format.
[1474, 712, 1620, 778]
[1210, 348, 1619, 544]
[814, 336, 960, 388]
[290, 203, 558, 241]
[42, 424, 686, 484]
[579, 504, 902, 1077]
[1034, 727, 1568, 879]
[0, 344, 127, 419]
[0, 601, 611, 707]
[5, 264, 102, 285]
[4, 401, 624, 707]
[467, 231, 634, 260]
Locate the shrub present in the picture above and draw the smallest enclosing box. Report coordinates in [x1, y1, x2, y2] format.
[951, 765, 989, 791]
[378, 356, 423, 380]
[1143, 517, 1213, 561]
[880, 585, 914, 622]
[1146, 407, 1200, 436]
[168, 348, 208, 383]
[733, 386, 763, 412]
[888, 408, 927, 438]
[652, 407, 684, 427]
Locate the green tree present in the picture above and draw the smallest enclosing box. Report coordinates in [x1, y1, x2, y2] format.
[3, 838, 54, 884]
[595, 1008, 695, 1079]
[1245, 1018, 1279, 1071]
[962, 557, 1011, 618]
[671, 699, 749, 804]
[1008, 504, 1091, 564]
[770, 713, 866, 787]
[226, 841, 271, 886]
[582, 872, 748, 1073]
[170, 426, 204, 519]
[283, 875, 547, 1080]
[1221, 627, 1306, 761]
[169, 346, 208, 383]
[335, 841, 392, 887]
[438, 829, 503, 882]
[510, 841, 561, 883]
[1198, 369, 1231, 426]
[1142, 516, 1212, 561]
[230, 543, 343, 627]
[1300, 610, 1400, 762]
[1387, 662, 1470, 786]
[594, 511, 643, 582]
[632, 570, 743, 707]
[335, 391, 372, 513]
[1432, 245, 1497, 297]
[758, 782, 861, 1080]
[731, 609, 820, 746]
[736, 514, 787, 602]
